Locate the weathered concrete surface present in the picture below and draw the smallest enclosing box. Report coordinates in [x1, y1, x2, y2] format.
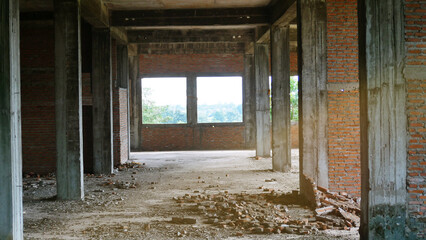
[243, 54, 256, 149]
[298, 0, 328, 196]
[187, 74, 197, 125]
[54, 0, 84, 200]
[254, 43, 271, 157]
[359, 0, 406, 239]
[129, 55, 141, 151]
[0, 0, 23, 238]
[271, 25, 291, 172]
[92, 28, 113, 174]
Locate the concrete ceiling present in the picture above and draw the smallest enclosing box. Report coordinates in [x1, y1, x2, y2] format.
[103, 0, 272, 10]
[20, 0, 272, 12]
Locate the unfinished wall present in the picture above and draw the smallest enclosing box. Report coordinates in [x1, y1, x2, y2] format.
[326, 0, 360, 196]
[138, 53, 247, 151]
[20, 23, 56, 174]
[405, 1, 426, 238]
[112, 40, 129, 165]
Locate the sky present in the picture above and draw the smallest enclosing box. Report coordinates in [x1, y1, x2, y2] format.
[142, 76, 243, 106]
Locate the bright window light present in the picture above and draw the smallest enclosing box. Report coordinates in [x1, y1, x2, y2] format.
[197, 76, 243, 123]
[142, 77, 187, 124]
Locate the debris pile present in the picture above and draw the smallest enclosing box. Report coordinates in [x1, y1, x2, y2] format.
[173, 188, 361, 236]
[313, 186, 361, 229]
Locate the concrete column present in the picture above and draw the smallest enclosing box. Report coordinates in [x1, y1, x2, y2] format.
[54, 0, 84, 200]
[359, 0, 406, 238]
[0, 0, 23, 238]
[298, 0, 328, 192]
[271, 25, 291, 172]
[254, 43, 271, 157]
[243, 54, 256, 149]
[187, 74, 197, 125]
[92, 28, 113, 174]
[129, 55, 141, 151]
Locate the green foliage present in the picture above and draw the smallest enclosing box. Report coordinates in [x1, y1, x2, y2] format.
[290, 76, 299, 121]
[198, 103, 242, 123]
[270, 76, 299, 121]
[142, 88, 186, 124]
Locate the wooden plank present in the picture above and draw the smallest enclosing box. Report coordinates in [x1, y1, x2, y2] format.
[359, 0, 406, 238]
[271, 25, 291, 172]
[111, 8, 269, 27]
[254, 43, 271, 157]
[0, 0, 23, 238]
[128, 29, 254, 43]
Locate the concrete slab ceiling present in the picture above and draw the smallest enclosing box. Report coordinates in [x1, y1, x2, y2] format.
[103, 0, 272, 10]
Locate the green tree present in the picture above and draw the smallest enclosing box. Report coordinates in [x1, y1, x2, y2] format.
[142, 88, 172, 124]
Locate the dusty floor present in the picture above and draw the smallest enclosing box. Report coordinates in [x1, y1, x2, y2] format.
[23, 149, 359, 239]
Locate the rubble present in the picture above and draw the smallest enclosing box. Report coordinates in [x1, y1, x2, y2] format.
[173, 186, 361, 235]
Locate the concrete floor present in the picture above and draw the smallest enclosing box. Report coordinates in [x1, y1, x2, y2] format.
[23, 149, 359, 239]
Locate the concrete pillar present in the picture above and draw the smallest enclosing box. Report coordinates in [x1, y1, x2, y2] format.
[92, 28, 113, 174]
[243, 54, 256, 149]
[54, 0, 84, 200]
[298, 0, 328, 192]
[271, 25, 291, 172]
[0, 0, 23, 238]
[187, 74, 197, 125]
[359, 0, 406, 238]
[254, 43, 271, 157]
[129, 55, 141, 151]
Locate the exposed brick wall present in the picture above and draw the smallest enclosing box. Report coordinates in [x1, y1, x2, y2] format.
[290, 51, 298, 75]
[326, 0, 361, 196]
[141, 125, 245, 151]
[139, 53, 247, 151]
[405, 1, 426, 238]
[140, 53, 244, 75]
[20, 24, 56, 174]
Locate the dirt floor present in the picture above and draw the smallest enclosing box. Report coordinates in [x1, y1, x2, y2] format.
[23, 149, 359, 239]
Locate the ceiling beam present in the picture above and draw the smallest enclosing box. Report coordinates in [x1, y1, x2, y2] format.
[269, 0, 297, 26]
[81, 0, 109, 28]
[111, 8, 269, 27]
[128, 29, 255, 43]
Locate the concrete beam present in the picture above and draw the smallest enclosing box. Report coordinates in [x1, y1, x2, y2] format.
[128, 29, 255, 44]
[129, 55, 141, 151]
[0, 0, 23, 238]
[110, 27, 128, 45]
[92, 28, 113, 174]
[111, 8, 269, 27]
[271, 25, 291, 172]
[80, 0, 109, 28]
[298, 0, 328, 193]
[54, 0, 84, 200]
[243, 54, 256, 149]
[254, 43, 271, 157]
[359, 0, 406, 238]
